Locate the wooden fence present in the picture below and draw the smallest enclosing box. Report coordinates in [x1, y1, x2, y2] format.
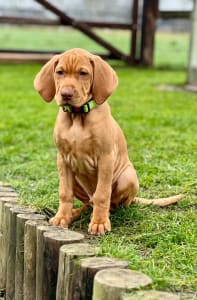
[0, 181, 180, 300]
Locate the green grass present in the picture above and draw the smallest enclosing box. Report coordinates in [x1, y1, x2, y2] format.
[0, 26, 196, 297]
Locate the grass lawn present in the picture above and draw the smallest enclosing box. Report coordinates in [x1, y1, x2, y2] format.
[0, 26, 196, 297]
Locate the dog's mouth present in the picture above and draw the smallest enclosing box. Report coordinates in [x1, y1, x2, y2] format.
[57, 93, 82, 107]
[59, 98, 83, 108]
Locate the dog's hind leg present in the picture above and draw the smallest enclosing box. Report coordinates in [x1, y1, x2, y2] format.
[111, 165, 139, 208]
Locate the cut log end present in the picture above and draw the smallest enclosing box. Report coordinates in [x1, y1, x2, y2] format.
[80, 256, 129, 269]
[11, 207, 37, 214]
[95, 268, 152, 289]
[0, 186, 15, 192]
[44, 229, 84, 242]
[0, 181, 12, 187]
[93, 268, 152, 300]
[0, 197, 18, 203]
[60, 243, 100, 256]
[0, 191, 18, 198]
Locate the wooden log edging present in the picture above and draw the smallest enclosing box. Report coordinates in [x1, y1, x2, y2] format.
[0, 182, 182, 300]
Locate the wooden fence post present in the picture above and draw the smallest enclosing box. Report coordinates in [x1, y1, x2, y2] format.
[23, 219, 48, 300]
[79, 256, 129, 300]
[188, 0, 197, 87]
[56, 243, 99, 300]
[42, 230, 84, 300]
[93, 268, 152, 300]
[140, 0, 158, 66]
[121, 290, 180, 300]
[15, 213, 46, 300]
[6, 207, 37, 300]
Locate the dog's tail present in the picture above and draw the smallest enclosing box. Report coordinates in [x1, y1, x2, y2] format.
[134, 194, 185, 207]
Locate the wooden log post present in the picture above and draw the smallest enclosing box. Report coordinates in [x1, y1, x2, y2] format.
[79, 256, 129, 300]
[56, 243, 99, 300]
[0, 198, 18, 291]
[93, 268, 152, 300]
[121, 290, 180, 300]
[15, 213, 45, 300]
[23, 219, 48, 300]
[6, 207, 37, 300]
[4, 202, 19, 218]
[36, 224, 69, 300]
[42, 230, 84, 300]
[0, 202, 19, 293]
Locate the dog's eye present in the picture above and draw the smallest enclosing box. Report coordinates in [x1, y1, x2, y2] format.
[56, 70, 64, 76]
[79, 70, 88, 76]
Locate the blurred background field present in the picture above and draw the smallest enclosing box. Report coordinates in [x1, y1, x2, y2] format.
[0, 25, 190, 69]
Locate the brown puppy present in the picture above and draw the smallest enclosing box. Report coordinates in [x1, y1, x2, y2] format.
[34, 48, 184, 235]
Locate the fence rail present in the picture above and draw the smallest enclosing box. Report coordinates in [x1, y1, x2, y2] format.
[0, 182, 180, 300]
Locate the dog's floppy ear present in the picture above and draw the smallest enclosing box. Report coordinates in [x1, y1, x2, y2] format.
[91, 55, 118, 104]
[34, 54, 60, 102]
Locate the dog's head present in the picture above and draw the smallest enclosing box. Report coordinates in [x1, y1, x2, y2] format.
[34, 48, 118, 107]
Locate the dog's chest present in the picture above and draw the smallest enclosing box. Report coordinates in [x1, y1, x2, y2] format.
[57, 121, 96, 172]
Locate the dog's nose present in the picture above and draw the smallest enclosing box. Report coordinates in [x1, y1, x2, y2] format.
[61, 87, 74, 101]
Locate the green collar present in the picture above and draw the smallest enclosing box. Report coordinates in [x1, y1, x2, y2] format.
[62, 100, 97, 113]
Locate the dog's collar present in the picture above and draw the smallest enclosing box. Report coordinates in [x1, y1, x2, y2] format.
[62, 100, 97, 113]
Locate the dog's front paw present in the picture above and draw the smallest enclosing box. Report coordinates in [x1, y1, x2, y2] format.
[49, 213, 71, 227]
[88, 217, 111, 235]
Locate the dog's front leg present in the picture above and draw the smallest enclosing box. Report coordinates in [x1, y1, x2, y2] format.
[49, 152, 74, 227]
[88, 155, 113, 235]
